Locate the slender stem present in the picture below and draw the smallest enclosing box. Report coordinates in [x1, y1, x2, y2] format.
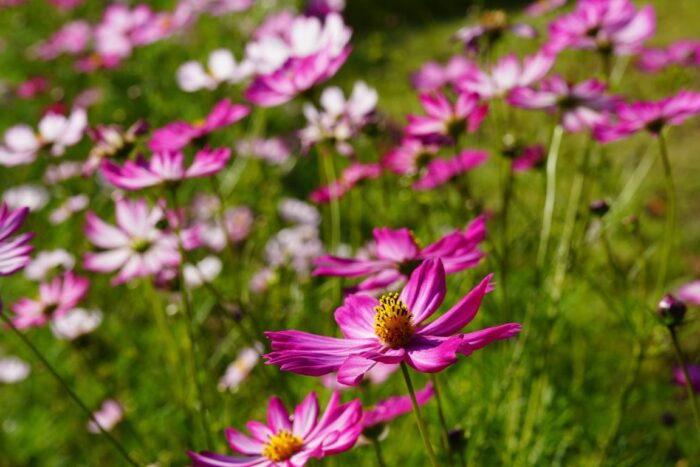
[371, 438, 387, 467]
[0, 313, 139, 466]
[429, 373, 453, 463]
[319, 146, 341, 252]
[537, 124, 564, 270]
[669, 327, 700, 437]
[400, 362, 439, 467]
[500, 159, 514, 314]
[656, 132, 676, 294]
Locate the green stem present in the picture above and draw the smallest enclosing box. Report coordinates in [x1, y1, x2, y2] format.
[430, 373, 452, 463]
[656, 132, 676, 294]
[669, 327, 700, 437]
[400, 362, 439, 467]
[0, 313, 139, 466]
[371, 438, 387, 467]
[500, 159, 514, 315]
[319, 147, 341, 252]
[537, 124, 564, 271]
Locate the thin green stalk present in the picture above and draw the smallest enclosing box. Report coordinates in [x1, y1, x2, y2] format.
[371, 438, 387, 467]
[656, 132, 676, 294]
[669, 327, 700, 437]
[400, 362, 439, 467]
[429, 373, 453, 463]
[500, 159, 514, 315]
[0, 313, 139, 466]
[319, 147, 341, 252]
[537, 124, 564, 270]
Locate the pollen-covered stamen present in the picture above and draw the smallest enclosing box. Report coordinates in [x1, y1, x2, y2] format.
[374, 293, 414, 348]
[262, 430, 304, 462]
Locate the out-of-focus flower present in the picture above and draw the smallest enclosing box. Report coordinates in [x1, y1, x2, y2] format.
[16, 76, 49, 99]
[674, 364, 700, 393]
[362, 383, 434, 430]
[453, 10, 538, 55]
[48, 0, 83, 10]
[44, 161, 83, 184]
[593, 91, 700, 142]
[279, 198, 321, 226]
[83, 120, 148, 176]
[0, 203, 33, 276]
[265, 225, 324, 276]
[83, 198, 180, 285]
[509, 76, 620, 132]
[36, 21, 91, 60]
[49, 195, 89, 225]
[236, 137, 292, 165]
[511, 145, 546, 172]
[457, 52, 555, 100]
[406, 91, 488, 145]
[314, 216, 486, 294]
[199, 0, 254, 16]
[51, 307, 103, 340]
[87, 399, 124, 433]
[218, 344, 263, 391]
[25, 249, 75, 281]
[267, 259, 520, 385]
[413, 149, 488, 190]
[411, 56, 476, 93]
[311, 162, 381, 203]
[306, 0, 345, 17]
[3, 184, 49, 212]
[101, 147, 231, 190]
[547, 0, 655, 56]
[321, 362, 397, 390]
[11, 271, 89, 329]
[177, 49, 253, 92]
[184, 256, 222, 288]
[224, 206, 254, 243]
[657, 294, 687, 328]
[148, 99, 249, 152]
[249, 267, 277, 293]
[0, 356, 30, 384]
[638, 40, 700, 73]
[677, 280, 700, 306]
[525, 0, 567, 17]
[383, 138, 440, 177]
[189, 392, 362, 465]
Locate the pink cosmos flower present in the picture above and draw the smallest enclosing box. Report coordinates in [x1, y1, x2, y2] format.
[593, 91, 700, 143]
[48, 0, 83, 10]
[405, 91, 488, 145]
[83, 120, 149, 176]
[189, 392, 362, 466]
[267, 259, 521, 385]
[10, 272, 89, 329]
[677, 280, 700, 306]
[148, 99, 249, 152]
[314, 217, 486, 293]
[0, 356, 30, 384]
[218, 344, 262, 391]
[49, 195, 89, 225]
[457, 52, 555, 100]
[101, 147, 231, 190]
[674, 364, 700, 393]
[83, 198, 180, 285]
[16, 77, 49, 99]
[638, 40, 700, 73]
[411, 56, 476, 93]
[511, 145, 546, 172]
[24, 249, 74, 281]
[36, 20, 91, 60]
[322, 362, 397, 390]
[310, 162, 381, 203]
[362, 382, 434, 430]
[177, 49, 253, 92]
[413, 149, 488, 190]
[509, 76, 620, 132]
[453, 10, 538, 55]
[0, 203, 33, 276]
[547, 0, 656, 56]
[236, 137, 292, 166]
[87, 399, 124, 433]
[525, 0, 567, 16]
[383, 138, 440, 177]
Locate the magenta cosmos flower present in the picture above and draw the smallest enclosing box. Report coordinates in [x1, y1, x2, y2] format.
[0, 203, 33, 276]
[83, 198, 180, 285]
[267, 259, 521, 385]
[638, 40, 700, 73]
[411, 56, 476, 93]
[314, 217, 486, 293]
[101, 147, 231, 190]
[148, 99, 249, 152]
[362, 382, 433, 431]
[593, 90, 700, 143]
[547, 0, 655, 56]
[383, 138, 440, 177]
[10, 271, 89, 329]
[413, 149, 488, 190]
[405, 91, 488, 145]
[189, 392, 362, 466]
[310, 162, 381, 203]
[511, 145, 546, 172]
[509, 76, 620, 132]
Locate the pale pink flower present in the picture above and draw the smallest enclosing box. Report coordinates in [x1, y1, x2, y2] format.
[0, 356, 30, 384]
[0, 203, 34, 276]
[454, 10, 538, 54]
[411, 56, 476, 93]
[36, 20, 91, 60]
[51, 308, 103, 340]
[11, 272, 89, 329]
[87, 400, 124, 433]
[49, 195, 89, 225]
[24, 249, 74, 281]
[3, 184, 49, 212]
[236, 137, 292, 166]
[177, 49, 253, 92]
[218, 344, 263, 391]
[311, 162, 381, 203]
[184, 256, 222, 288]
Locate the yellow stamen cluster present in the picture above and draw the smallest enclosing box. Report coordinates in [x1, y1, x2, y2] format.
[374, 293, 414, 348]
[262, 431, 304, 462]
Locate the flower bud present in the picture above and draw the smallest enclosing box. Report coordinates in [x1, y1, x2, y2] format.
[589, 199, 610, 217]
[448, 428, 468, 453]
[657, 294, 686, 327]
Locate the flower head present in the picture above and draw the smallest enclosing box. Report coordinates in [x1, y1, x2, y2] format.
[24, 249, 74, 281]
[674, 364, 700, 393]
[310, 162, 381, 203]
[638, 40, 700, 73]
[412, 149, 488, 190]
[177, 49, 253, 92]
[87, 400, 123, 433]
[0, 203, 34, 276]
[83, 120, 148, 176]
[406, 91, 488, 145]
[0, 356, 30, 384]
[453, 10, 538, 55]
[411, 56, 476, 93]
[51, 307, 103, 340]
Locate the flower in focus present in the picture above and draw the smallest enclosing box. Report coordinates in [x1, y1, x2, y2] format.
[525, 0, 567, 17]
[453, 10, 537, 55]
[674, 364, 700, 393]
[405, 91, 488, 145]
[412, 149, 488, 190]
[49, 195, 89, 225]
[24, 249, 75, 281]
[177, 49, 253, 92]
[10, 271, 89, 329]
[3, 184, 49, 212]
[87, 399, 124, 433]
[189, 392, 362, 466]
[362, 382, 434, 433]
[83, 198, 180, 285]
[411, 56, 476, 93]
[51, 307, 103, 340]
[638, 40, 700, 73]
[218, 344, 263, 391]
[0, 356, 30, 384]
[267, 259, 520, 385]
[148, 99, 249, 152]
[83, 120, 149, 176]
[314, 217, 486, 293]
[184, 256, 223, 289]
[0, 203, 34, 276]
[311, 162, 381, 203]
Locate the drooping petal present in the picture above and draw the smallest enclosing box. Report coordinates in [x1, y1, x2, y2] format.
[398, 258, 446, 325]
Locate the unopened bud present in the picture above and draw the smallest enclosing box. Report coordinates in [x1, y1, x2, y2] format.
[657, 294, 686, 327]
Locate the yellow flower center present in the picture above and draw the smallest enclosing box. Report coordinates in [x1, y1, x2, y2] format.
[262, 431, 303, 462]
[480, 10, 508, 31]
[374, 293, 414, 348]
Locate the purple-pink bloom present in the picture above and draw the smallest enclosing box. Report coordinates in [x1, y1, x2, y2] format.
[10, 271, 89, 329]
[314, 217, 486, 293]
[413, 149, 488, 190]
[638, 40, 700, 73]
[383, 138, 440, 177]
[674, 364, 700, 393]
[411, 56, 476, 93]
[525, 0, 567, 17]
[87, 399, 124, 433]
[267, 259, 520, 385]
[677, 280, 700, 307]
[148, 99, 249, 152]
[363, 382, 434, 429]
[453, 10, 538, 55]
[188, 391, 362, 466]
[405, 91, 488, 145]
[0, 203, 34, 276]
[83, 198, 180, 285]
[101, 147, 231, 190]
[16, 77, 49, 99]
[310, 162, 381, 204]
[511, 145, 546, 172]
[509, 75, 620, 132]
[36, 20, 92, 60]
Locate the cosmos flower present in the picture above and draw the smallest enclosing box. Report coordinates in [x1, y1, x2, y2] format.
[218, 344, 263, 391]
[638, 40, 700, 73]
[383, 138, 440, 177]
[267, 259, 520, 385]
[314, 217, 486, 293]
[362, 382, 434, 430]
[189, 392, 362, 466]
[510, 145, 546, 172]
[16, 76, 49, 99]
[509, 76, 620, 132]
[44, 161, 83, 184]
[411, 56, 476, 93]
[412, 149, 488, 190]
[49, 195, 89, 225]
[310, 163, 382, 203]
[457, 52, 555, 100]
[306, 0, 346, 18]
[101, 147, 231, 190]
[51, 307, 103, 340]
[83, 198, 180, 285]
[24, 249, 75, 281]
[265, 225, 324, 276]
[148, 99, 249, 152]
[87, 399, 124, 433]
[36, 20, 91, 60]
[10, 271, 89, 329]
[236, 137, 292, 166]
[3, 184, 49, 212]
[677, 280, 700, 306]
[279, 198, 321, 226]
[321, 362, 397, 390]
[184, 256, 222, 288]
[0, 203, 34, 276]
[0, 356, 30, 384]
[83, 120, 149, 176]
[674, 364, 700, 393]
[453, 9, 537, 55]
[177, 49, 253, 92]
[405, 91, 488, 145]
[525, 0, 567, 17]
[593, 90, 700, 143]
[547, 0, 656, 56]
